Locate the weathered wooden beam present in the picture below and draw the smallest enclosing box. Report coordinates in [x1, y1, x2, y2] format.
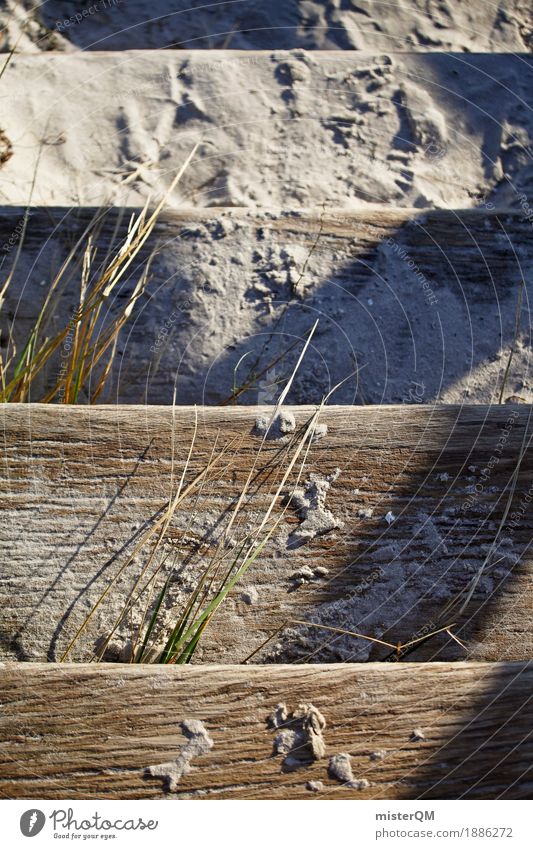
[1, 404, 532, 664]
[0, 661, 531, 799]
[1, 207, 531, 404]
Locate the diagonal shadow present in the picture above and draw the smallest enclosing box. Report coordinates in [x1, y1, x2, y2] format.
[1, 42, 533, 799]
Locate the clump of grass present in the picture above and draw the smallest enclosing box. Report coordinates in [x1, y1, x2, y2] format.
[60, 324, 357, 665]
[0, 145, 198, 403]
[59, 402, 233, 662]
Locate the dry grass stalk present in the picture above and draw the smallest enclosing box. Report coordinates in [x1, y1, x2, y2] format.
[0, 144, 198, 403]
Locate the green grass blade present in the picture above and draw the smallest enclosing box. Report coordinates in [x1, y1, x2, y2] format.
[135, 574, 172, 663]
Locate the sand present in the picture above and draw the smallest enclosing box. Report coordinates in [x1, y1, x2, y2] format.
[0, 2, 531, 674]
[1, 1, 531, 52]
[0, 0, 531, 410]
[2, 207, 531, 406]
[1, 50, 533, 209]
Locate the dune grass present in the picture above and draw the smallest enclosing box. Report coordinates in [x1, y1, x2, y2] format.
[0, 145, 198, 403]
[59, 322, 356, 664]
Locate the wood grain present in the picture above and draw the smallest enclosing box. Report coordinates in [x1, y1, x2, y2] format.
[1, 207, 531, 405]
[0, 661, 531, 799]
[1, 404, 532, 665]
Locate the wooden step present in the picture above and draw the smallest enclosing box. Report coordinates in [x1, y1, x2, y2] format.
[1, 0, 531, 53]
[1, 207, 531, 406]
[1, 403, 531, 665]
[1, 51, 532, 207]
[0, 661, 531, 799]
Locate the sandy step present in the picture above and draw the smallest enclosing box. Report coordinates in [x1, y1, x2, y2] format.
[1, 403, 531, 665]
[1, 51, 533, 208]
[1, 207, 531, 406]
[1, 0, 531, 53]
[0, 661, 531, 799]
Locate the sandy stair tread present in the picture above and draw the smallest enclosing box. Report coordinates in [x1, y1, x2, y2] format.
[0, 403, 531, 666]
[0, 661, 531, 799]
[1, 0, 531, 53]
[0, 50, 532, 209]
[1, 206, 531, 406]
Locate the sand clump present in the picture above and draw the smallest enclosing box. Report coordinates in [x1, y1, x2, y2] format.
[269, 702, 327, 769]
[328, 753, 370, 790]
[289, 564, 330, 590]
[254, 410, 296, 440]
[147, 719, 213, 792]
[287, 469, 343, 548]
[240, 586, 259, 605]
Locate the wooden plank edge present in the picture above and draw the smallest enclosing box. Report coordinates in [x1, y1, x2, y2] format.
[0, 661, 532, 800]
